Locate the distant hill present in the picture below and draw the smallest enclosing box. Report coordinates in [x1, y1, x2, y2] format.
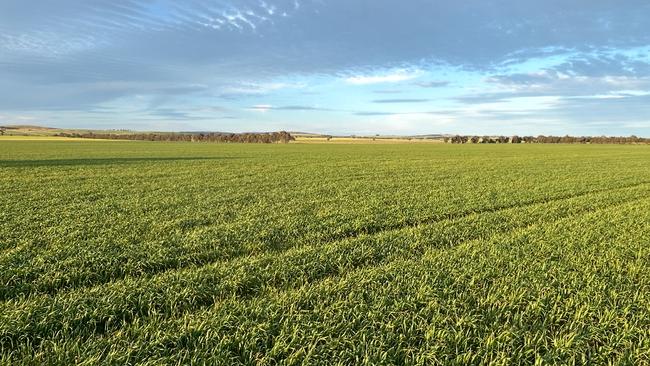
[1, 125, 56, 130]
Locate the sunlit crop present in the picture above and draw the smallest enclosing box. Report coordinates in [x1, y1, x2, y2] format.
[1, 141, 649, 364]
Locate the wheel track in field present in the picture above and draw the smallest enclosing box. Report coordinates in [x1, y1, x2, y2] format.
[0, 194, 635, 346]
[1, 192, 646, 351]
[90, 198, 650, 365]
[0, 168, 455, 255]
[0, 182, 648, 300]
[0, 180, 649, 302]
[0, 168, 459, 262]
[310, 180, 650, 241]
[179, 193, 650, 304]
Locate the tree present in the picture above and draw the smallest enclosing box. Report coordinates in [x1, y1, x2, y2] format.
[450, 135, 463, 144]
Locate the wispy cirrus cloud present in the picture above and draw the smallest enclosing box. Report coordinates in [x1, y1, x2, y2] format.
[373, 90, 403, 94]
[354, 111, 400, 116]
[248, 104, 332, 111]
[345, 70, 423, 85]
[414, 81, 449, 88]
[249, 104, 274, 112]
[372, 98, 430, 104]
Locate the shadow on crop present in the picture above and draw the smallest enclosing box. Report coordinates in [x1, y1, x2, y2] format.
[0, 157, 240, 167]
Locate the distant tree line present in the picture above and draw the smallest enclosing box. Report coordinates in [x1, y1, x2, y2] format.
[444, 135, 650, 144]
[55, 131, 295, 143]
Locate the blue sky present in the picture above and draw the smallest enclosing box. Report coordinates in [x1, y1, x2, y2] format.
[1, 1, 650, 135]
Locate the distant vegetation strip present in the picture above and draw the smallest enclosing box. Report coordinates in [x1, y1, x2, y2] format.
[52, 131, 296, 143]
[444, 135, 650, 144]
[2, 125, 649, 144]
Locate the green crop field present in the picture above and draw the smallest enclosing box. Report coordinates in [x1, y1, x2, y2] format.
[1, 140, 649, 365]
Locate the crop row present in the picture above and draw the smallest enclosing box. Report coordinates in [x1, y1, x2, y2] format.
[2, 167, 648, 302]
[1, 183, 648, 359]
[3, 194, 648, 364]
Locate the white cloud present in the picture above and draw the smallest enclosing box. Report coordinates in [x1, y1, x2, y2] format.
[0, 32, 104, 57]
[223, 82, 305, 95]
[567, 94, 625, 100]
[613, 90, 650, 96]
[350, 112, 455, 135]
[345, 70, 423, 85]
[564, 90, 650, 100]
[249, 104, 272, 112]
[0, 114, 37, 123]
[622, 122, 650, 129]
[450, 96, 563, 120]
